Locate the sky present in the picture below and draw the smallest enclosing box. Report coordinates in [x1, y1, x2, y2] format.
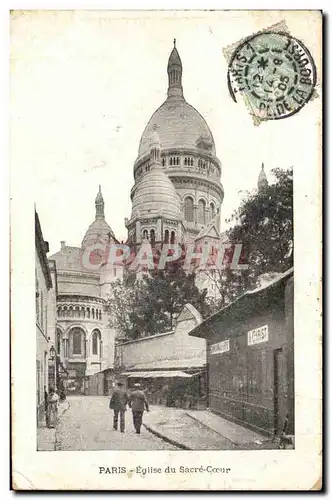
[10, 10, 321, 255]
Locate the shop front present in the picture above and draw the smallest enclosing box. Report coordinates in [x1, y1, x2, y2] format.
[190, 269, 294, 437]
[123, 369, 207, 410]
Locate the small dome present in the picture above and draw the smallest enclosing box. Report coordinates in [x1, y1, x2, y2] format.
[131, 168, 182, 220]
[81, 218, 115, 249]
[81, 186, 115, 249]
[138, 99, 215, 158]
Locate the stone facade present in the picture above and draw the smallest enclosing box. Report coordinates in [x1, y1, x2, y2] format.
[116, 304, 205, 373]
[127, 42, 224, 249]
[35, 211, 58, 426]
[49, 189, 119, 394]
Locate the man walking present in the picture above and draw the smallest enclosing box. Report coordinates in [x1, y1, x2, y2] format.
[128, 383, 149, 434]
[109, 381, 128, 433]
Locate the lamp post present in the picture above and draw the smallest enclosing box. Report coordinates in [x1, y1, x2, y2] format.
[49, 345, 56, 362]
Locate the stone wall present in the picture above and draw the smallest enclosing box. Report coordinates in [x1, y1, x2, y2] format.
[116, 304, 206, 371]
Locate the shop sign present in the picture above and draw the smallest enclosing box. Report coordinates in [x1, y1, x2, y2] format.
[210, 339, 230, 355]
[248, 325, 269, 346]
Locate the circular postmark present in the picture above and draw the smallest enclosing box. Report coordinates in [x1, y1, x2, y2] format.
[227, 32, 317, 121]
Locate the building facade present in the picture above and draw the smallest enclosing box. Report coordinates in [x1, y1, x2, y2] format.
[124, 41, 225, 294]
[49, 188, 119, 394]
[115, 304, 207, 409]
[35, 211, 58, 425]
[45, 42, 270, 396]
[190, 269, 294, 438]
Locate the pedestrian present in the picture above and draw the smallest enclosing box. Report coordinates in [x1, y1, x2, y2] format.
[109, 381, 128, 433]
[128, 383, 149, 435]
[47, 386, 59, 428]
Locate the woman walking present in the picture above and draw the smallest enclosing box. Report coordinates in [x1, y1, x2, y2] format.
[47, 387, 59, 428]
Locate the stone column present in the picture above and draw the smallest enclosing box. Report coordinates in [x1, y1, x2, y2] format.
[136, 220, 141, 243]
[193, 204, 198, 225]
[156, 218, 162, 242]
[205, 208, 210, 225]
[178, 222, 182, 242]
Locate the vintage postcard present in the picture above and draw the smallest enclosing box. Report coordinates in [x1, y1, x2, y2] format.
[11, 10, 322, 490]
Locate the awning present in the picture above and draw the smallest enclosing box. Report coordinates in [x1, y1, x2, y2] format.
[124, 371, 195, 379]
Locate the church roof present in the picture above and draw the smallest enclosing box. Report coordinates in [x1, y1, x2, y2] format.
[138, 100, 215, 158]
[131, 130, 183, 221]
[195, 218, 222, 241]
[49, 245, 92, 273]
[167, 43, 182, 69]
[137, 41, 216, 158]
[81, 186, 116, 249]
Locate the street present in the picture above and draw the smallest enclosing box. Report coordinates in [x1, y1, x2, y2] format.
[56, 396, 178, 451]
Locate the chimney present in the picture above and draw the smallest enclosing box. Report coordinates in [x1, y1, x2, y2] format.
[61, 241, 66, 251]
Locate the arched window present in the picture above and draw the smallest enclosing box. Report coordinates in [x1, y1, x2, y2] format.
[92, 330, 101, 356]
[87, 308, 90, 319]
[184, 196, 194, 223]
[143, 229, 148, 240]
[92, 332, 98, 355]
[92, 308, 95, 320]
[150, 229, 155, 246]
[170, 157, 173, 166]
[176, 157, 179, 165]
[184, 158, 187, 166]
[82, 307, 85, 319]
[164, 229, 169, 243]
[71, 328, 84, 355]
[170, 231, 176, 244]
[99, 310, 102, 321]
[198, 199, 206, 225]
[162, 158, 166, 167]
[190, 158, 193, 166]
[210, 202, 215, 220]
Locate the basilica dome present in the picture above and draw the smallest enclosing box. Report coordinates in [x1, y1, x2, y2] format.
[138, 99, 216, 158]
[81, 217, 114, 249]
[131, 131, 182, 221]
[131, 170, 182, 220]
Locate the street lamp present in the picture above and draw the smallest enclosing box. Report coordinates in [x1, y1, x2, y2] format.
[49, 345, 56, 362]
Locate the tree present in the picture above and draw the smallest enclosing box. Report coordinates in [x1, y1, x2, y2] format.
[227, 167, 293, 289]
[106, 278, 144, 340]
[107, 261, 211, 340]
[143, 266, 210, 332]
[203, 167, 293, 313]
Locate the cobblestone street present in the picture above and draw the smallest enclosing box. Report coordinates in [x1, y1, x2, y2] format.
[56, 396, 178, 451]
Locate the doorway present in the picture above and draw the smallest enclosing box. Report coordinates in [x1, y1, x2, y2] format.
[273, 348, 283, 435]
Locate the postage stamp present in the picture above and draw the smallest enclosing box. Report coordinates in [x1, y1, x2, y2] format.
[226, 29, 317, 124]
